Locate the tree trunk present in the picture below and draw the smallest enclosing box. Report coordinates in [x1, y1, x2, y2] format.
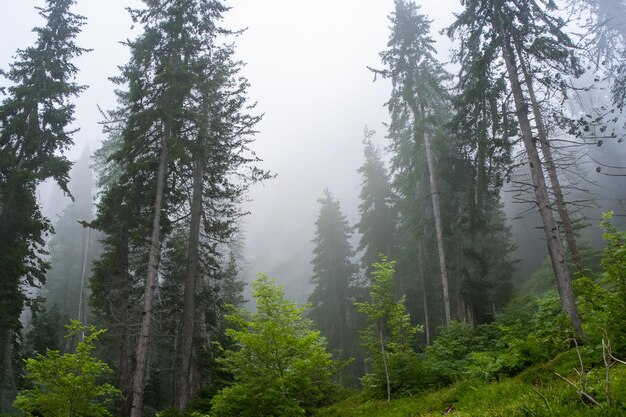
[130, 124, 170, 417]
[77, 226, 91, 343]
[379, 326, 391, 402]
[423, 131, 451, 325]
[498, 23, 584, 337]
[514, 41, 584, 273]
[418, 240, 430, 345]
[0, 328, 14, 414]
[175, 151, 204, 410]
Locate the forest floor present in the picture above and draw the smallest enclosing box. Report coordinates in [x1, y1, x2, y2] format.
[315, 349, 626, 417]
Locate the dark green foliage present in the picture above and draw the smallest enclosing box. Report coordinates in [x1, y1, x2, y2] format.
[357, 130, 397, 274]
[211, 274, 338, 417]
[21, 302, 64, 358]
[0, 0, 87, 402]
[309, 190, 358, 367]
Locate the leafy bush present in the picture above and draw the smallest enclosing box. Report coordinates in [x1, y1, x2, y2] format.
[13, 320, 120, 417]
[361, 351, 432, 398]
[210, 274, 339, 417]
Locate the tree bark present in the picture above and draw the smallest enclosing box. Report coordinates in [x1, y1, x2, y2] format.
[417, 240, 430, 345]
[130, 123, 170, 417]
[498, 22, 584, 337]
[175, 151, 204, 410]
[514, 41, 584, 274]
[379, 326, 391, 402]
[423, 131, 451, 325]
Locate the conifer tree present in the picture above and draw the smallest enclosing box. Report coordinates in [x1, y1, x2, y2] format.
[91, 1, 267, 412]
[309, 190, 357, 367]
[0, 0, 87, 406]
[449, 0, 584, 336]
[357, 128, 397, 275]
[373, 0, 453, 324]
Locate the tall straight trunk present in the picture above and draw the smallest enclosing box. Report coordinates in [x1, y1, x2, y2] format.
[498, 23, 584, 337]
[77, 226, 91, 343]
[514, 41, 583, 273]
[423, 131, 451, 325]
[130, 124, 170, 417]
[0, 328, 14, 414]
[417, 240, 430, 345]
[175, 152, 204, 410]
[379, 326, 391, 402]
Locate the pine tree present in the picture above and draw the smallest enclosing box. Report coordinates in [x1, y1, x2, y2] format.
[309, 190, 357, 369]
[448, 0, 584, 336]
[373, 0, 453, 325]
[0, 0, 87, 406]
[91, 1, 267, 412]
[357, 128, 397, 274]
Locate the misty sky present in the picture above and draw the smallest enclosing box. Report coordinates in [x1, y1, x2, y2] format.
[0, 0, 461, 301]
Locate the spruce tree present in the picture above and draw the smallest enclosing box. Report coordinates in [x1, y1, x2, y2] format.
[448, 0, 584, 335]
[309, 190, 357, 370]
[0, 0, 87, 406]
[357, 128, 397, 275]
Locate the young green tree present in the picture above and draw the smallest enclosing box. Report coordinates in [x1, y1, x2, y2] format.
[309, 190, 358, 368]
[0, 0, 87, 406]
[357, 256, 423, 401]
[211, 274, 338, 417]
[13, 321, 120, 417]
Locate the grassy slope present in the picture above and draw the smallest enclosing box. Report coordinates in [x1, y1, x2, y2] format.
[315, 351, 626, 417]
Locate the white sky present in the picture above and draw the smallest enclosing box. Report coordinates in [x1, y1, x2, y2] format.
[0, 0, 461, 301]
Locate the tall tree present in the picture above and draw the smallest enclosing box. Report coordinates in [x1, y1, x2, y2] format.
[373, 0, 453, 324]
[0, 0, 87, 407]
[44, 147, 99, 335]
[357, 128, 397, 274]
[309, 190, 357, 368]
[449, 0, 584, 336]
[91, 1, 268, 412]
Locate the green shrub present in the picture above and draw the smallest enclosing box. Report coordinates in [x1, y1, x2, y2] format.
[13, 320, 120, 417]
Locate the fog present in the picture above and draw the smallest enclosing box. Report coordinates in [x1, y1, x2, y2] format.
[4, 0, 623, 303]
[0, 0, 462, 301]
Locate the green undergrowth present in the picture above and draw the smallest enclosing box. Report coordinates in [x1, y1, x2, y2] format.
[315, 349, 626, 417]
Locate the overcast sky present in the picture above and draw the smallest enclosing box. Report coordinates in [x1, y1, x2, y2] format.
[0, 0, 461, 301]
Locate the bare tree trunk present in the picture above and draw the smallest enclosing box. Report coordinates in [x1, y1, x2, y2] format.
[498, 24, 584, 337]
[0, 328, 14, 414]
[423, 131, 451, 325]
[379, 327, 391, 402]
[514, 41, 583, 274]
[130, 124, 170, 417]
[77, 226, 91, 343]
[418, 240, 430, 345]
[175, 152, 204, 410]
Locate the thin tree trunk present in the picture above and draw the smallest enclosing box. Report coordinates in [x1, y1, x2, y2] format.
[0, 328, 14, 414]
[379, 326, 391, 402]
[77, 226, 91, 343]
[418, 240, 430, 345]
[130, 124, 170, 417]
[176, 152, 204, 410]
[514, 41, 583, 273]
[423, 131, 451, 325]
[498, 23, 584, 337]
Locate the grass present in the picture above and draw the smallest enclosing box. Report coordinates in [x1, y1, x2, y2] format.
[315, 350, 626, 417]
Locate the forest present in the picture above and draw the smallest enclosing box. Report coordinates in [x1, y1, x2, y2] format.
[1, 0, 626, 416]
